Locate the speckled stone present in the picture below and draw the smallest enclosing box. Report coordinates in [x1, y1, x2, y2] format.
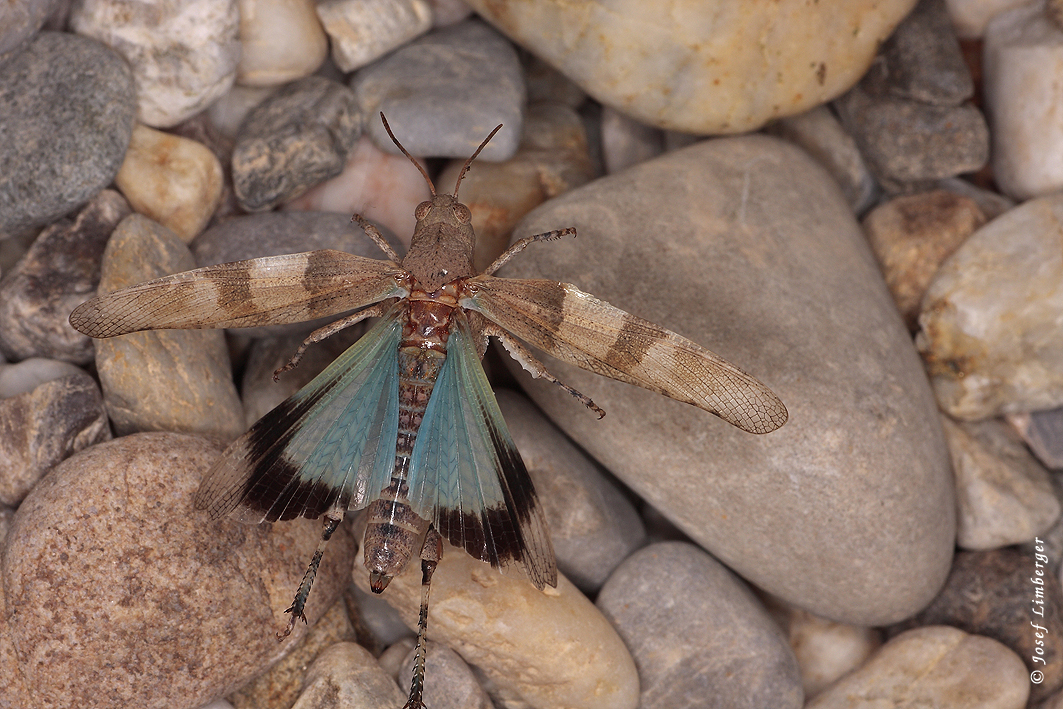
[0, 561, 32, 708]
[500, 135, 955, 625]
[597, 542, 803, 709]
[0, 32, 134, 233]
[232, 76, 362, 211]
[229, 598, 357, 709]
[1, 433, 357, 709]
[880, 0, 974, 105]
[835, 80, 988, 187]
[0, 190, 131, 364]
[71, 0, 240, 127]
[91, 214, 245, 442]
[462, 0, 916, 134]
[0, 0, 60, 66]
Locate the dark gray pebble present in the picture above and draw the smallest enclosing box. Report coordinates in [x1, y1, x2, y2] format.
[0, 190, 131, 364]
[0, 32, 134, 232]
[877, 0, 973, 105]
[597, 542, 803, 709]
[0, 370, 110, 506]
[835, 82, 988, 188]
[233, 76, 363, 211]
[0, 0, 60, 66]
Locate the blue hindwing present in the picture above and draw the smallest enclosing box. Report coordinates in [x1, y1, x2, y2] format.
[194, 305, 403, 524]
[406, 311, 557, 590]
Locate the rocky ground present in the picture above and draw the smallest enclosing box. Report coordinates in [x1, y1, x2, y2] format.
[0, 0, 1060, 708]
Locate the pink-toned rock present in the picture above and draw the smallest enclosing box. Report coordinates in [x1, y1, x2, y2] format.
[284, 134, 431, 247]
[1, 433, 355, 709]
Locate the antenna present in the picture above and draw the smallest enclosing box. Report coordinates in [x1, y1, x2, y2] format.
[452, 124, 503, 197]
[380, 112, 436, 196]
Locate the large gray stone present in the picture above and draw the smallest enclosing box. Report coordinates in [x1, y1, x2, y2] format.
[499, 135, 955, 625]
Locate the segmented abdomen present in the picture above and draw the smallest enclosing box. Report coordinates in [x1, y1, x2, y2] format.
[363, 299, 454, 590]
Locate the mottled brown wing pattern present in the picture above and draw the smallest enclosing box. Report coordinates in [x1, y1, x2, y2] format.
[464, 276, 788, 434]
[70, 250, 407, 337]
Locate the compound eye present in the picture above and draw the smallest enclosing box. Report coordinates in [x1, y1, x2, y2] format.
[454, 204, 472, 224]
[415, 201, 432, 220]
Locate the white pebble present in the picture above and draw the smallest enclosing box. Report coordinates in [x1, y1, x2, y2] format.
[71, 0, 240, 128]
[944, 0, 1034, 38]
[0, 358, 84, 398]
[316, 0, 432, 72]
[983, 2, 1063, 200]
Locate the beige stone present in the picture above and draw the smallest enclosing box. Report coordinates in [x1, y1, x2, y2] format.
[115, 124, 224, 243]
[236, 0, 327, 86]
[316, 0, 432, 72]
[292, 643, 405, 709]
[862, 190, 986, 330]
[807, 626, 1028, 709]
[463, 0, 917, 133]
[93, 215, 244, 442]
[786, 609, 882, 698]
[354, 548, 639, 709]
